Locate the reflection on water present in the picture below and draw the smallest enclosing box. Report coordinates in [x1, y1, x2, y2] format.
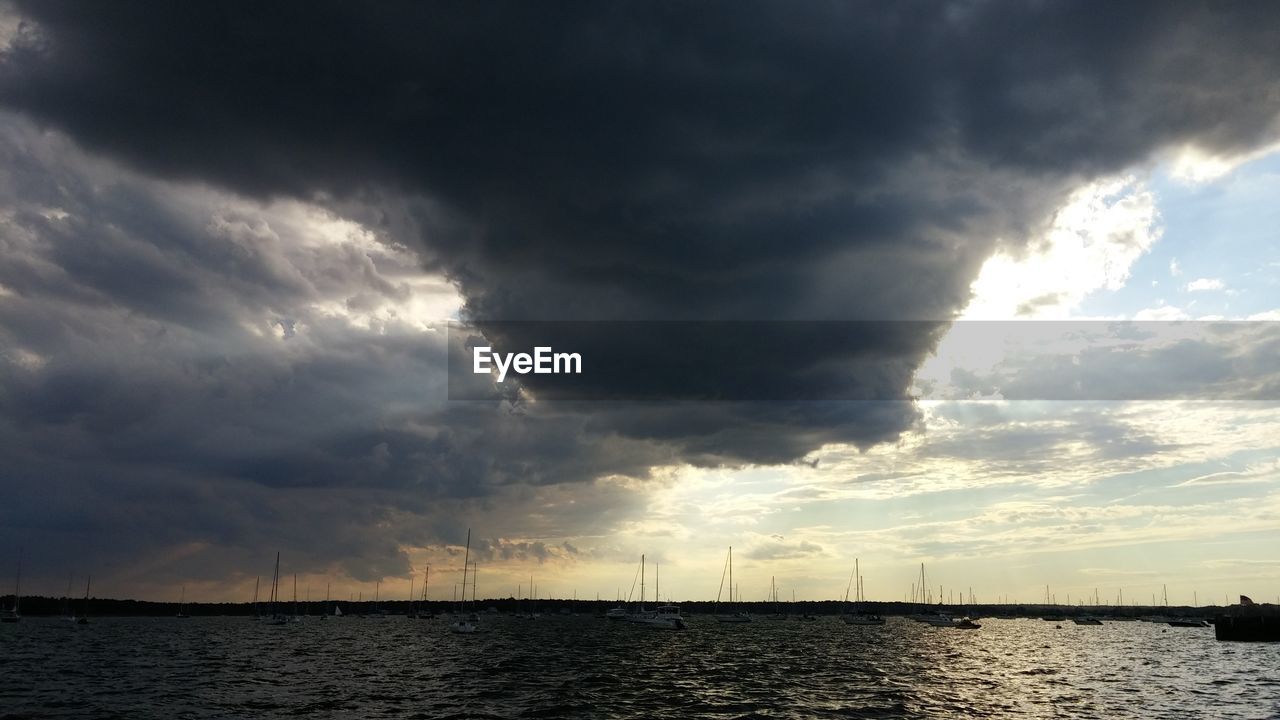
[1, 616, 1275, 718]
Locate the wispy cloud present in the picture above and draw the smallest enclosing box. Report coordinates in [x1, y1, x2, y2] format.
[1186, 277, 1225, 292]
[1172, 460, 1280, 488]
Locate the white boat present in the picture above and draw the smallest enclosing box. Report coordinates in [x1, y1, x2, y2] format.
[605, 607, 628, 620]
[906, 564, 955, 626]
[713, 546, 752, 623]
[629, 604, 686, 630]
[624, 556, 684, 629]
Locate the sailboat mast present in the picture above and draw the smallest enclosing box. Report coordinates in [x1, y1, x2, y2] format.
[272, 552, 281, 615]
[728, 546, 733, 607]
[640, 554, 645, 608]
[459, 528, 471, 612]
[13, 548, 20, 613]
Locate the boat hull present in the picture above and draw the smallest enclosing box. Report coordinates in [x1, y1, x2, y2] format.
[842, 615, 885, 626]
[628, 617, 685, 630]
[1214, 616, 1280, 641]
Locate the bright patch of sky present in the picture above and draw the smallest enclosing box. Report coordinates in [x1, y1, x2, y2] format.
[1075, 150, 1280, 320]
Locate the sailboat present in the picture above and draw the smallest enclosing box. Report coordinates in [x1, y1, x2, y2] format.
[764, 576, 786, 620]
[714, 546, 751, 623]
[794, 589, 818, 621]
[518, 576, 542, 619]
[909, 563, 952, 626]
[625, 556, 685, 629]
[176, 585, 190, 618]
[842, 559, 885, 626]
[369, 580, 387, 617]
[76, 576, 91, 624]
[414, 568, 431, 619]
[264, 552, 289, 625]
[1, 549, 20, 623]
[251, 576, 261, 621]
[450, 529, 481, 633]
[62, 574, 77, 623]
[407, 575, 417, 619]
[290, 574, 303, 622]
[606, 572, 635, 621]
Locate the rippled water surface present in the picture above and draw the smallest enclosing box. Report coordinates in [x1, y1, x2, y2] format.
[2, 615, 1277, 718]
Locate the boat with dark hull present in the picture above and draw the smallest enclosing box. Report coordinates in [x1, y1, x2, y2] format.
[1215, 614, 1280, 641]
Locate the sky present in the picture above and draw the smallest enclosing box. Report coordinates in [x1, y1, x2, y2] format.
[0, 1, 1278, 607]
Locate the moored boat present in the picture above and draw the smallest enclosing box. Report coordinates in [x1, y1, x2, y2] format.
[713, 546, 752, 623]
[629, 604, 686, 630]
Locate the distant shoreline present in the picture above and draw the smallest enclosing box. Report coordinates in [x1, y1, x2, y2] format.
[4, 596, 1269, 619]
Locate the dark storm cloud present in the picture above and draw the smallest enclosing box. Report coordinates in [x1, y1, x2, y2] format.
[0, 118, 678, 587]
[8, 0, 1280, 324]
[3, 2, 1280, 591]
